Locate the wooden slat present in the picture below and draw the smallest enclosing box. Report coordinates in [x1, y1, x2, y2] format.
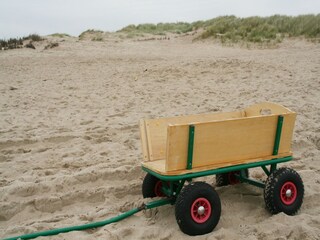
[145, 119, 167, 161]
[245, 102, 294, 116]
[142, 152, 292, 176]
[142, 159, 166, 173]
[278, 113, 296, 153]
[143, 111, 244, 161]
[165, 113, 296, 172]
[139, 119, 149, 161]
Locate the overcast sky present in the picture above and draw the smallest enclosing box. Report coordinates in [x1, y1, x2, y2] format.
[1, 0, 319, 39]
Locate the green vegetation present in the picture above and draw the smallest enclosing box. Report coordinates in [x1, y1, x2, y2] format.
[92, 36, 103, 41]
[0, 34, 43, 50]
[124, 32, 145, 39]
[44, 42, 59, 50]
[119, 14, 320, 43]
[0, 38, 23, 49]
[199, 15, 320, 43]
[50, 33, 71, 38]
[1, 15, 319, 50]
[79, 29, 103, 40]
[24, 34, 43, 41]
[119, 22, 193, 35]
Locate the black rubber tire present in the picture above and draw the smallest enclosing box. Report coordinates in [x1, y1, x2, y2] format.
[264, 167, 304, 215]
[175, 182, 221, 236]
[142, 173, 163, 198]
[216, 169, 249, 187]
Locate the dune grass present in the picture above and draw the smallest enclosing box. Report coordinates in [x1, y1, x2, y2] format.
[24, 34, 43, 42]
[79, 29, 103, 40]
[119, 14, 320, 43]
[0, 34, 43, 50]
[199, 15, 320, 43]
[0, 38, 24, 49]
[92, 36, 104, 41]
[1, 15, 319, 50]
[119, 22, 193, 35]
[50, 33, 71, 38]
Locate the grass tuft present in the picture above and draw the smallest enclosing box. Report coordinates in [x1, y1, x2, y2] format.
[24, 34, 43, 42]
[44, 42, 59, 50]
[118, 14, 320, 43]
[79, 29, 103, 40]
[50, 33, 70, 38]
[198, 14, 320, 43]
[0, 38, 24, 50]
[119, 22, 193, 35]
[92, 37, 103, 41]
[0, 34, 43, 50]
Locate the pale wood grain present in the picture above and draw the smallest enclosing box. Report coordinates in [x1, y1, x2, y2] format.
[140, 102, 296, 175]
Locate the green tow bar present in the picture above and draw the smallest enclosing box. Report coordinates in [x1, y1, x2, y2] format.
[3, 198, 172, 240]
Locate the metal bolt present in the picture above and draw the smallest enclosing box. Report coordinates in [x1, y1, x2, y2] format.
[286, 189, 292, 197]
[197, 206, 205, 215]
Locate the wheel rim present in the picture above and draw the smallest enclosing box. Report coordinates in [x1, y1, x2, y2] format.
[154, 181, 165, 197]
[191, 197, 212, 223]
[280, 181, 297, 205]
[228, 171, 240, 185]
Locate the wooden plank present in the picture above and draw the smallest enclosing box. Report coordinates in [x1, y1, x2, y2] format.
[278, 113, 296, 153]
[165, 124, 189, 170]
[143, 110, 244, 161]
[142, 152, 292, 176]
[145, 119, 166, 161]
[166, 113, 296, 172]
[139, 119, 150, 161]
[245, 102, 296, 154]
[245, 102, 295, 116]
[142, 159, 166, 173]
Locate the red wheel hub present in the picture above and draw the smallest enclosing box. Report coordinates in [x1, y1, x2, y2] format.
[191, 198, 212, 223]
[154, 181, 165, 197]
[280, 181, 297, 205]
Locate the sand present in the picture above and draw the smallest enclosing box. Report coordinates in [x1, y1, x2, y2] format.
[0, 35, 319, 239]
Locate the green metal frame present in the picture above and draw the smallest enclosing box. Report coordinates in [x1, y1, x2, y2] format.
[143, 114, 290, 190]
[187, 125, 195, 170]
[273, 115, 284, 156]
[161, 180, 186, 198]
[142, 156, 292, 182]
[143, 156, 292, 191]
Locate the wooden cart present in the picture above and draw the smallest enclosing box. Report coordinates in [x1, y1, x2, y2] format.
[3, 102, 305, 240]
[140, 102, 304, 235]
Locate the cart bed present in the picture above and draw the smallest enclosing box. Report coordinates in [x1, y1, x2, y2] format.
[140, 102, 296, 176]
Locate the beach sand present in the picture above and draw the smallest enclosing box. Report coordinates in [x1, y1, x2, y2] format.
[0, 35, 319, 239]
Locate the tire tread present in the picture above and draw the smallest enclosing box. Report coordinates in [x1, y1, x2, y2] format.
[175, 182, 221, 235]
[264, 167, 304, 215]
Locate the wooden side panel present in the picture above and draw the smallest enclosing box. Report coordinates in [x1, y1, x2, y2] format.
[166, 113, 295, 172]
[244, 102, 296, 155]
[165, 125, 189, 170]
[279, 113, 296, 153]
[144, 111, 244, 161]
[245, 102, 294, 116]
[145, 119, 167, 161]
[139, 119, 150, 161]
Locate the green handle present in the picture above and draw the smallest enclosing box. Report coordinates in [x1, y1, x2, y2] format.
[3, 198, 172, 240]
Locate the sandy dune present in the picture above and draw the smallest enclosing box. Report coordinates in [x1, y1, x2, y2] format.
[0, 35, 319, 239]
